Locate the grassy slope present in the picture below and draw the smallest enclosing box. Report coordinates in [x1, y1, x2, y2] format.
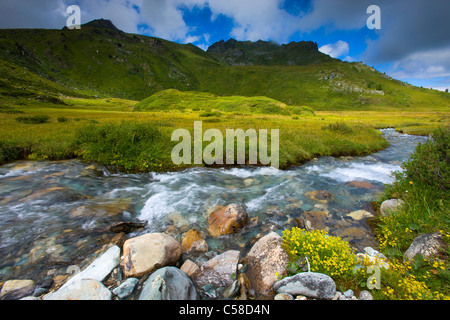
[194, 62, 450, 111]
[134, 89, 314, 116]
[0, 25, 449, 110]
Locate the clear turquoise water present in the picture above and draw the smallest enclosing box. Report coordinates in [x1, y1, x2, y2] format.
[0, 129, 428, 283]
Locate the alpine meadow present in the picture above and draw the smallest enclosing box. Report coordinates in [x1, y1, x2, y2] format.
[0, 8, 449, 304]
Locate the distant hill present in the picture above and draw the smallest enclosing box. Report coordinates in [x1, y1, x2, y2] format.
[134, 89, 315, 116]
[207, 38, 332, 66]
[0, 19, 448, 110]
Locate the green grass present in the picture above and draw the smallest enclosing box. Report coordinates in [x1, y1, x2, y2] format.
[370, 126, 450, 299]
[1, 25, 449, 111]
[375, 127, 449, 253]
[1, 93, 448, 172]
[134, 89, 315, 116]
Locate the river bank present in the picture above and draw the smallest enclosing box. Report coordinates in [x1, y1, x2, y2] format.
[0, 129, 435, 300]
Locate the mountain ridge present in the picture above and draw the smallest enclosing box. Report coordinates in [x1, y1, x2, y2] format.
[0, 19, 448, 110]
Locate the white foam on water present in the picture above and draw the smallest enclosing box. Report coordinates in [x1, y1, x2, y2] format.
[139, 181, 223, 224]
[321, 162, 402, 184]
[246, 179, 293, 212]
[106, 186, 144, 198]
[221, 166, 282, 178]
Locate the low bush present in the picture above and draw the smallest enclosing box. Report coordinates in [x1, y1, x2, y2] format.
[74, 121, 173, 172]
[322, 121, 354, 134]
[15, 115, 50, 124]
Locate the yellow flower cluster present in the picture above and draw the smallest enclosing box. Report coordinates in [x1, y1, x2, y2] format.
[383, 274, 433, 300]
[381, 259, 450, 300]
[376, 215, 399, 252]
[282, 228, 357, 278]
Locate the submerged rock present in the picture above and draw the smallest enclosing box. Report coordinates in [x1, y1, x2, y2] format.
[70, 199, 134, 218]
[304, 190, 334, 203]
[347, 181, 376, 189]
[108, 221, 146, 234]
[208, 204, 249, 238]
[347, 210, 374, 220]
[181, 229, 209, 254]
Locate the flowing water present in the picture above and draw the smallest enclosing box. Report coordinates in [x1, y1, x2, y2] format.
[0, 129, 428, 283]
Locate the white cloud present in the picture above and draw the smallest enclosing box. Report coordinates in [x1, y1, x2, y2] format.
[389, 46, 450, 80]
[297, 0, 371, 32]
[206, 0, 300, 43]
[79, 0, 142, 34]
[0, 0, 67, 29]
[319, 40, 349, 58]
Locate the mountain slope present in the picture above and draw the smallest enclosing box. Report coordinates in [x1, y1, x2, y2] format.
[0, 19, 448, 110]
[207, 38, 333, 66]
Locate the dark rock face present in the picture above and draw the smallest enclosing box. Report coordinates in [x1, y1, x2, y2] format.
[207, 38, 328, 66]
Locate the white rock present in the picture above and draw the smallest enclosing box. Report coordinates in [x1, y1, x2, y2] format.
[44, 279, 112, 300]
[63, 245, 121, 289]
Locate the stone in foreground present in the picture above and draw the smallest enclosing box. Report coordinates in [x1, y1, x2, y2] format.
[273, 272, 336, 300]
[121, 233, 182, 278]
[139, 267, 197, 300]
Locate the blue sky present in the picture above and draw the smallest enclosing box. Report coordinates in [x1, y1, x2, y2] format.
[0, 0, 449, 91]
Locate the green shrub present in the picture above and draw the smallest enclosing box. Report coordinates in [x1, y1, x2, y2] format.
[398, 126, 449, 192]
[322, 121, 354, 134]
[75, 121, 172, 172]
[0, 142, 28, 165]
[199, 111, 222, 117]
[15, 115, 50, 124]
[0, 105, 24, 114]
[57, 117, 69, 123]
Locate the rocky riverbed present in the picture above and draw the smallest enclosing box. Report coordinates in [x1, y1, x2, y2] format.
[0, 129, 431, 300]
[2, 199, 445, 301]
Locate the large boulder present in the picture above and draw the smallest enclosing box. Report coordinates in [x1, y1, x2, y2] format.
[404, 233, 447, 262]
[121, 233, 182, 278]
[139, 267, 197, 300]
[208, 204, 248, 237]
[192, 250, 240, 289]
[380, 199, 404, 216]
[273, 272, 336, 300]
[242, 232, 289, 299]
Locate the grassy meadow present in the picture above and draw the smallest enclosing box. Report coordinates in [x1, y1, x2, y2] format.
[0, 91, 448, 173]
